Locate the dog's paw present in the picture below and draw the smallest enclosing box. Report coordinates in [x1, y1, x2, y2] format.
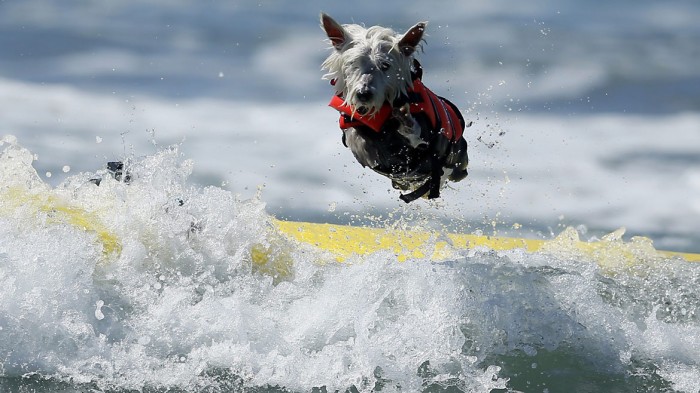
[393, 105, 428, 149]
[393, 104, 412, 122]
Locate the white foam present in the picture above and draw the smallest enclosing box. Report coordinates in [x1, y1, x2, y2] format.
[2, 140, 700, 391]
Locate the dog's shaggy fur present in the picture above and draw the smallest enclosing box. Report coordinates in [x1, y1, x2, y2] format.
[321, 13, 469, 202]
[321, 23, 416, 117]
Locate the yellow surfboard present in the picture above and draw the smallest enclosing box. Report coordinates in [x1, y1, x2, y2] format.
[3, 185, 699, 279]
[272, 220, 700, 268]
[0, 187, 122, 258]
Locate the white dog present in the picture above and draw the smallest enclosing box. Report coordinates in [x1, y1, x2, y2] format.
[321, 13, 470, 203]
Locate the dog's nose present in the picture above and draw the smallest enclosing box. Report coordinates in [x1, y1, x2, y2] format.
[356, 74, 374, 102]
[356, 88, 373, 102]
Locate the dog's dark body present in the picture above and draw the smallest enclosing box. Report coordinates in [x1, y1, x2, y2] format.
[343, 88, 469, 191]
[321, 13, 469, 202]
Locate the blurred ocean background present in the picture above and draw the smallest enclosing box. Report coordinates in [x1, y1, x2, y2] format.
[2, 1, 700, 392]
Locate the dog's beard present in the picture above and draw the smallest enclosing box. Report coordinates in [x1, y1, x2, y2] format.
[342, 77, 405, 117]
[347, 92, 382, 117]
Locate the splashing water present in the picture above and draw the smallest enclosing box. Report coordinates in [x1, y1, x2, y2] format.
[1, 137, 700, 393]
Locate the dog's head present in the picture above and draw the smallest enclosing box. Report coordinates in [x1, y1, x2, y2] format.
[320, 13, 426, 116]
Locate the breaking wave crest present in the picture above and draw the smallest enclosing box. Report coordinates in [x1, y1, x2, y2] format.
[1, 137, 700, 393]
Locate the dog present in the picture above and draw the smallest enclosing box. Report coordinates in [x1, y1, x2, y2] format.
[320, 13, 470, 203]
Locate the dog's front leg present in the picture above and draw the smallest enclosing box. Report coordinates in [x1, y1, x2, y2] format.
[393, 104, 428, 149]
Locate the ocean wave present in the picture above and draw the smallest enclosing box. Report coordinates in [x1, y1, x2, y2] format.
[2, 139, 700, 392]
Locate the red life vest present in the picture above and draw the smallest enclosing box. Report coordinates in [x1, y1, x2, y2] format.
[328, 78, 464, 142]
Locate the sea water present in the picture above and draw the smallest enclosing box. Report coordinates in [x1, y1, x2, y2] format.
[2, 139, 700, 392]
[1, 0, 700, 391]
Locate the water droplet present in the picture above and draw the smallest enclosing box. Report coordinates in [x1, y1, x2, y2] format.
[95, 300, 105, 320]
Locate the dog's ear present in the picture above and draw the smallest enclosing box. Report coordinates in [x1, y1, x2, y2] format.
[398, 22, 427, 56]
[320, 13, 348, 51]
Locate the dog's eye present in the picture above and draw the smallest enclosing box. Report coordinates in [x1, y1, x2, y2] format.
[379, 61, 391, 71]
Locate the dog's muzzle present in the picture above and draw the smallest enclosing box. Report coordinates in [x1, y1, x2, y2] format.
[356, 87, 372, 103]
[355, 87, 373, 114]
[354, 74, 375, 113]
